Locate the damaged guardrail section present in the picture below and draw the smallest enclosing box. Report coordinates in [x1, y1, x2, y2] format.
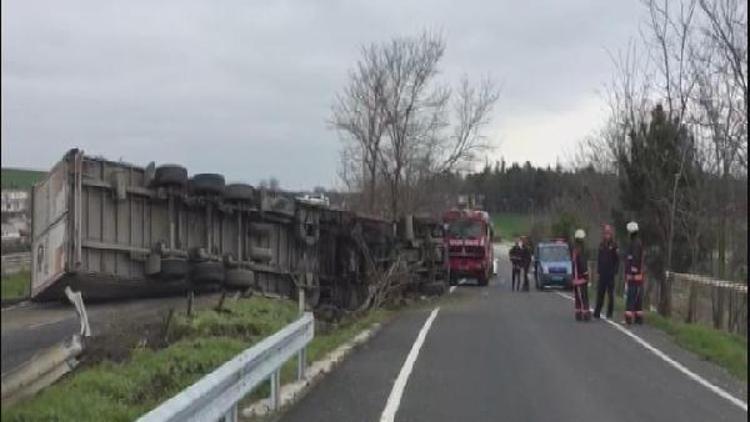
[1, 335, 84, 406]
[136, 312, 315, 422]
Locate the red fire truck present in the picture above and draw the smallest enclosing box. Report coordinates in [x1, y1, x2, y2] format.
[443, 208, 494, 286]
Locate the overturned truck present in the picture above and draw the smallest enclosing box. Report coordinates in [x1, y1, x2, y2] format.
[30, 149, 448, 310]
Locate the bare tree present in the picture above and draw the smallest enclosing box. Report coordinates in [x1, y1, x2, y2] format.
[331, 44, 388, 213]
[333, 30, 501, 219]
[437, 76, 500, 173]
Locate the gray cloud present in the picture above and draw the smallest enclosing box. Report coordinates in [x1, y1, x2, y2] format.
[1, 0, 642, 189]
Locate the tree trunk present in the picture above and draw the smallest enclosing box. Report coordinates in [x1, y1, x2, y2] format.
[717, 170, 728, 279]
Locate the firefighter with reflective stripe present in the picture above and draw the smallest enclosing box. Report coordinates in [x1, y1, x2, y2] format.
[571, 229, 591, 321]
[624, 221, 645, 325]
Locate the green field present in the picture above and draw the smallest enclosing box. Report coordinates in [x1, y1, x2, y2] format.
[491, 212, 534, 241]
[1, 271, 30, 301]
[1, 168, 47, 189]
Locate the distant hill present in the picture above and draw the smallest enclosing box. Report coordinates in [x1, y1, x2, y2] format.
[1, 168, 47, 190]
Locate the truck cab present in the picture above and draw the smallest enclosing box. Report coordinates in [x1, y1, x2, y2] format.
[533, 239, 572, 290]
[443, 209, 494, 286]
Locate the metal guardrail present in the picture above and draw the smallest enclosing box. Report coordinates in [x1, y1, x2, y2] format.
[667, 271, 748, 292]
[1, 287, 90, 405]
[137, 312, 315, 422]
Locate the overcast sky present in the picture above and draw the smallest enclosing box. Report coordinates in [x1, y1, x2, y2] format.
[1, 0, 643, 190]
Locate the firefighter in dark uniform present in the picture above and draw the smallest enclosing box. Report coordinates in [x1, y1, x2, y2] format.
[509, 239, 523, 291]
[572, 229, 591, 321]
[594, 224, 619, 319]
[520, 236, 532, 292]
[624, 221, 645, 324]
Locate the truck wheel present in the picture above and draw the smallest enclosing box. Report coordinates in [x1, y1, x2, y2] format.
[191, 261, 225, 285]
[153, 165, 188, 187]
[224, 268, 254, 289]
[160, 257, 188, 280]
[225, 183, 255, 203]
[249, 245, 273, 263]
[478, 275, 489, 287]
[190, 174, 225, 196]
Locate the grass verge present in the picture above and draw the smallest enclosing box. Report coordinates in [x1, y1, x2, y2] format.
[1, 296, 298, 421]
[1, 271, 30, 301]
[647, 313, 747, 381]
[1, 296, 393, 421]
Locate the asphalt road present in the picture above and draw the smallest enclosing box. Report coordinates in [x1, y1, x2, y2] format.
[280, 244, 747, 422]
[1, 292, 222, 375]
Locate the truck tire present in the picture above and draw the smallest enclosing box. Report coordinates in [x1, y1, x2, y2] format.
[477, 275, 489, 287]
[249, 245, 273, 263]
[225, 183, 255, 203]
[190, 174, 225, 196]
[191, 261, 225, 285]
[160, 257, 188, 280]
[153, 165, 188, 187]
[225, 268, 255, 289]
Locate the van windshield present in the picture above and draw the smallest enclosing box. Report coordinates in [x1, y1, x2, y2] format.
[538, 246, 569, 262]
[447, 219, 483, 238]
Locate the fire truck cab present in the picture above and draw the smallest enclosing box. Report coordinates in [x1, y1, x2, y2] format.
[443, 208, 494, 286]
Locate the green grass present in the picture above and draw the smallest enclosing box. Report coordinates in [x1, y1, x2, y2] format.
[491, 212, 533, 241]
[2, 296, 392, 421]
[1, 271, 30, 301]
[2, 296, 299, 421]
[647, 313, 747, 381]
[1, 168, 47, 189]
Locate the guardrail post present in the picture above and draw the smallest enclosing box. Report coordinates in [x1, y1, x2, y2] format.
[297, 346, 306, 381]
[270, 369, 281, 411]
[221, 404, 237, 422]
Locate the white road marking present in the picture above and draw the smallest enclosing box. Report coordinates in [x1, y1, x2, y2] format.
[554, 291, 748, 412]
[380, 307, 440, 422]
[448, 278, 467, 294]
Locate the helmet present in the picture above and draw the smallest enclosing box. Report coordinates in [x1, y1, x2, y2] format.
[574, 229, 586, 240]
[626, 221, 639, 234]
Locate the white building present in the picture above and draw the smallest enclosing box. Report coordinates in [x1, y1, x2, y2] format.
[1, 222, 21, 240]
[1, 189, 29, 213]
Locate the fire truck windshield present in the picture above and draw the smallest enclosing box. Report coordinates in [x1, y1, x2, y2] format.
[447, 219, 483, 238]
